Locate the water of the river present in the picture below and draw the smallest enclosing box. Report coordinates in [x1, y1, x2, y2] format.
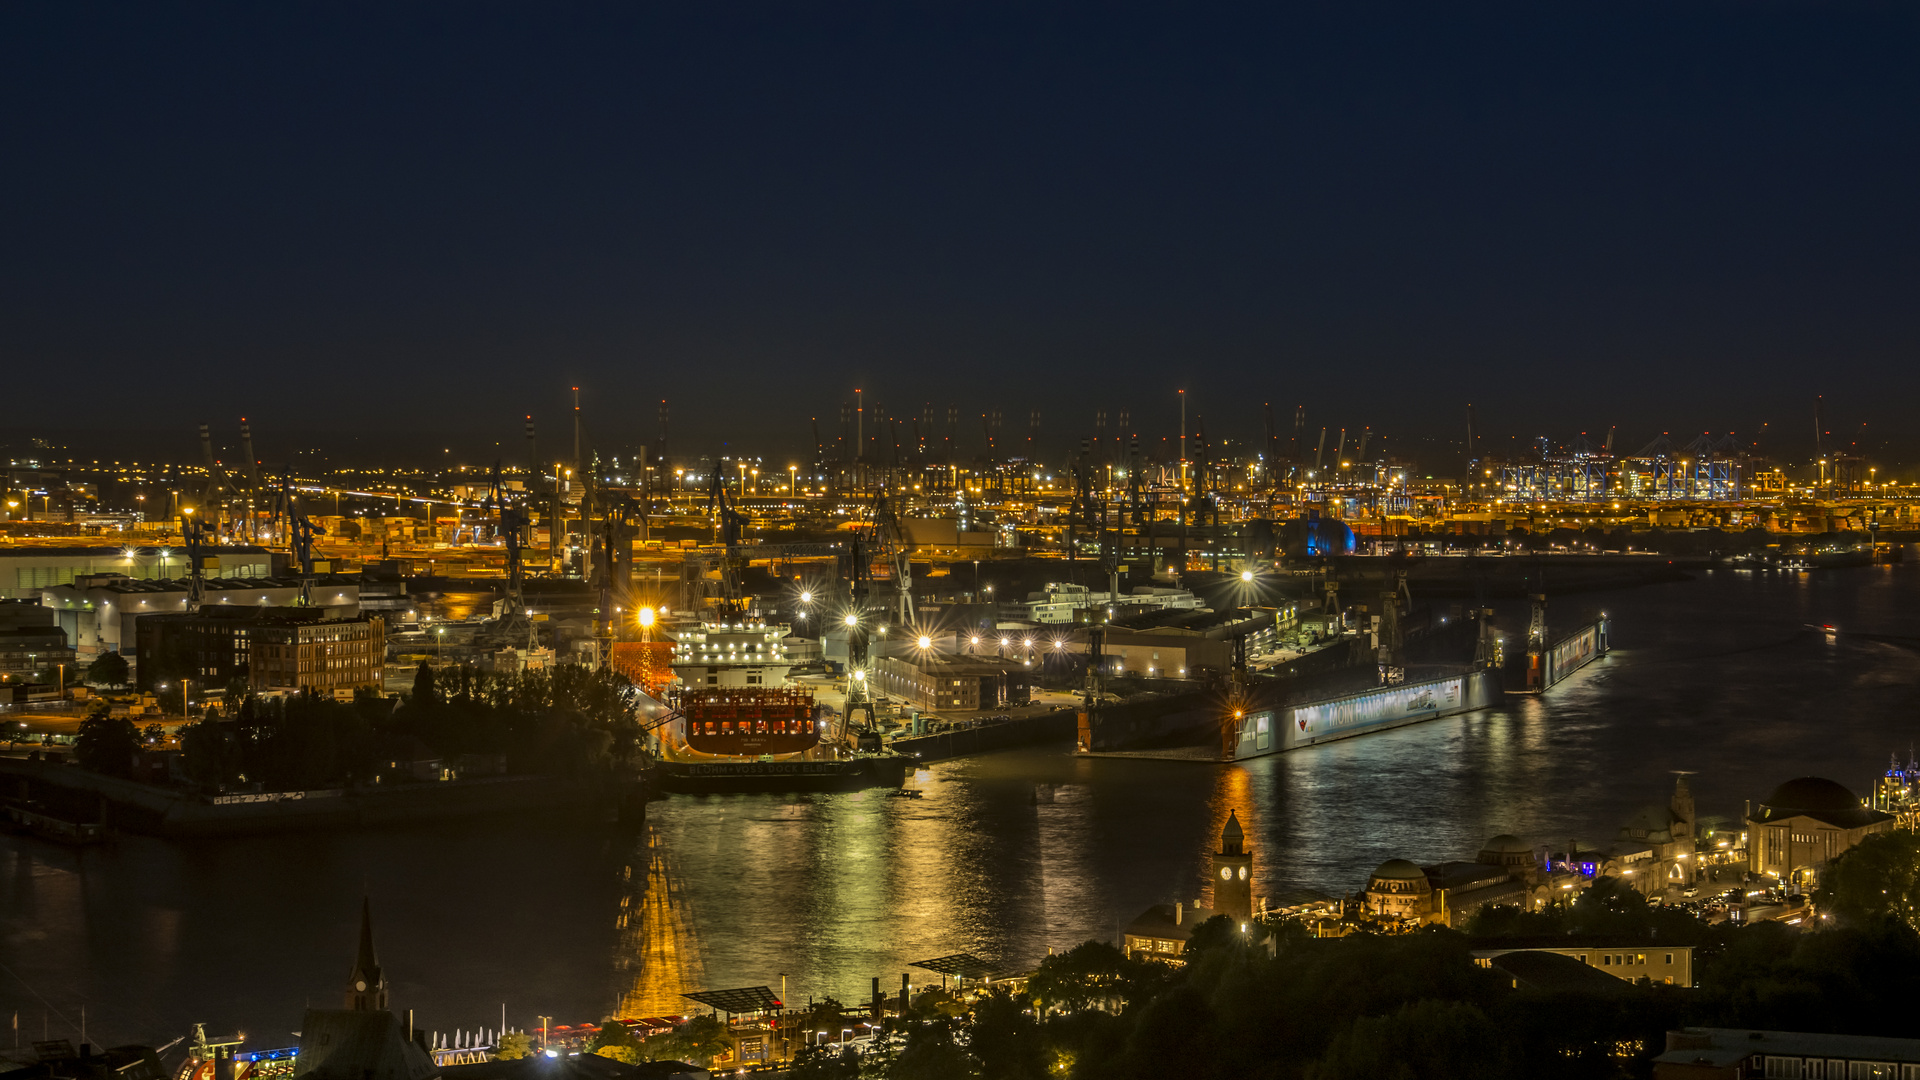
[4, 564, 1918, 1050]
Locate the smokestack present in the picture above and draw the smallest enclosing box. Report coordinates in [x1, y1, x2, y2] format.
[1175, 901, 1183, 926]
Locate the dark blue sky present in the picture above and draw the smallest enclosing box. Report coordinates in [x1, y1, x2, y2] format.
[4, 4, 1916, 468]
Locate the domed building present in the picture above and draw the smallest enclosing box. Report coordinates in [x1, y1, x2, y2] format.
[1746, 776, 1894, 890]
[1476, 834, 1538, 874]
[1365, 859, 1434, 921]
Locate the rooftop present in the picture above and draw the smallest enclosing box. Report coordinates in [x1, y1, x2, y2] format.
[1481, 951, 1631, 995]
[1653, 1028, 1920, 1068]
[1124, 903, 1221, 940]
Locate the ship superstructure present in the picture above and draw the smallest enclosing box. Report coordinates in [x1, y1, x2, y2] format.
[666, 614, 820, 757]
[669, 616, 795, 690]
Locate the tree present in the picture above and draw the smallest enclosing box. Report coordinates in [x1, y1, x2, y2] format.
[1311, 999, 1503, 1080]
[411, 661, 441, 705]
[783, 1044, 861, 1080]
[1182, 913, 1266, 961]
[1814, 829, 1920, 932]
[74, 706, 138, 778]
[967, 989, 1046, 1080]
[495, 1033, 533, 1060]
[587, 1021, 637, 1055]
[887, 1019, 974, 1080]
[180, 719, 239, 790]
[1027, 940, 1164, 1015]
[645, 1015, 729, 1068]
[84, 651, 129, 688]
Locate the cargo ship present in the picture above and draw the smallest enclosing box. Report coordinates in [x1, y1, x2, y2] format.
[652, 611, 910, 794]
[644, 477, 911, 793]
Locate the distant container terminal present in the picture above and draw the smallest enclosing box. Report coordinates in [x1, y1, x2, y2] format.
[0, 394, 1912, 805]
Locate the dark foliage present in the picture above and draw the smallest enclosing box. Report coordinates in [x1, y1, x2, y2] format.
[74, 705, 138, 777]
[1814, 829, 1920, 933]
[882, 906, 1920, 1080]
[168, 662, 642, 792]
[83, 651, 129, 688]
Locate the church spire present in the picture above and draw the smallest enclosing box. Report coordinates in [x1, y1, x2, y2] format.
[346, 898, 388, 1011]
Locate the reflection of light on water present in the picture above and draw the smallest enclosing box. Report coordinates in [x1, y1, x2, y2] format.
[616, 827, 707, 1017]
[1206, 766, 1256, 907]
[1031, 781, 1100, 954]
[420, 591, 496, 623]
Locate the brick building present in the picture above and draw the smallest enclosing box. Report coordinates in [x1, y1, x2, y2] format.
[136, 606, 386, 696]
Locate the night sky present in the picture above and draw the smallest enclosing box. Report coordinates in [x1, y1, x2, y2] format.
[4, 4, 1917, 468]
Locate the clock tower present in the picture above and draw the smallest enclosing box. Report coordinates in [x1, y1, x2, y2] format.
[1211, 810, 1253, 920]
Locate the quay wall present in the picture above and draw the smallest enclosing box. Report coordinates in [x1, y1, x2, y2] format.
[0, 759, 631, 838]
[891, 709, 1077, 763]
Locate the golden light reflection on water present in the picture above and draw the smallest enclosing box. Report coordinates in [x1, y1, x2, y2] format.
[617, 828, 707, 1016]
[622, 567, 1920, 1005]
[1203, 766, 1256, 906]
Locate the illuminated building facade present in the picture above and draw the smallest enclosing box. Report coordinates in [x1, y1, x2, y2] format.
[1745, 776, 1895, 890]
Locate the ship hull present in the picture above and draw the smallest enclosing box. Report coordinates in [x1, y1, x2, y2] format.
[684, 732, 819, 756]
[658, 755, 914, 794]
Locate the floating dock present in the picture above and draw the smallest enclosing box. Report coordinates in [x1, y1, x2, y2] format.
[1515, 615, 1611, 694]
[1226, 667, 1505, 759]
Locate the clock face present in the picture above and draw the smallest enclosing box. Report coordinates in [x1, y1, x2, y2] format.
[1238, 867, 1248, 881]
[356, 980, 367, 992]
[1219, 866, 1233, 881]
